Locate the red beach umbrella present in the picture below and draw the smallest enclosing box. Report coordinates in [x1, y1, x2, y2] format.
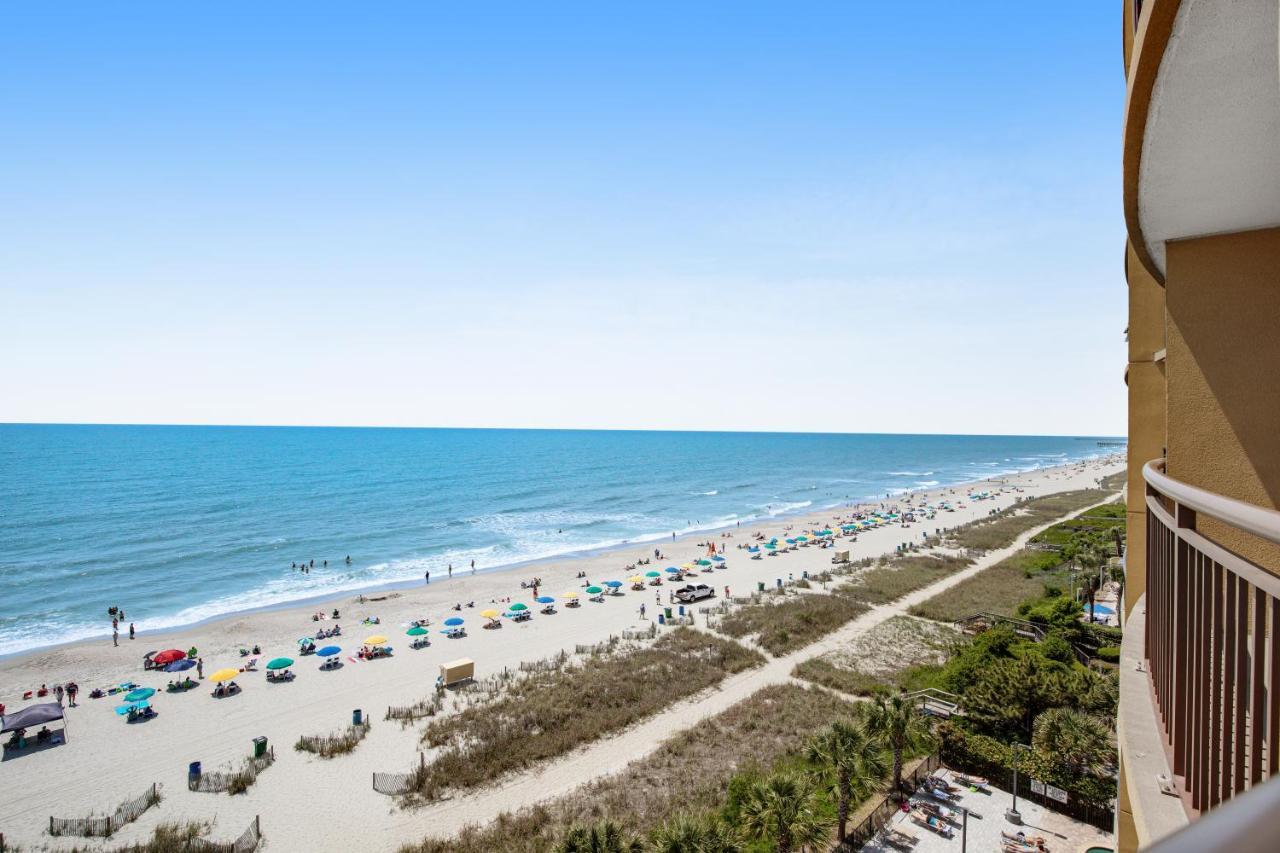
[152, 649, 186, 665]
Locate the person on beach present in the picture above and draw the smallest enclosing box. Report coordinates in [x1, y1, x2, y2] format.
[196, 658, 204, 679]
[448, 564, 453, 577]
[640, 603, 646, 619]
[425, 570, 430, 584]
[54, 684, 64, 705]
[129, 622, 135, 640]
[66, 682, 77, 706]
[112, 628, 118, 647]
[471, 559, 475, 572]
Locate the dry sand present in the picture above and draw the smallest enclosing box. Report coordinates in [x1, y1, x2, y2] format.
[0, 456, 1122, 851]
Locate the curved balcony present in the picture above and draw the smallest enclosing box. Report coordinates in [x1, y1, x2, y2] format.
[1141, 458, 1280, 814]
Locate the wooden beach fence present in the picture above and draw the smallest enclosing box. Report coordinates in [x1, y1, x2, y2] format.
[372, 752, 423, 795]
[187, 815, 262, 853]
[48, 782, 161, 837]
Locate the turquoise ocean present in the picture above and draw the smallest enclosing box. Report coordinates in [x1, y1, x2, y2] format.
[0, 425, 1120, 656]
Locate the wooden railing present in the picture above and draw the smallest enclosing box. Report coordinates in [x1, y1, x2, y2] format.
[1143, 458, 1280, 814]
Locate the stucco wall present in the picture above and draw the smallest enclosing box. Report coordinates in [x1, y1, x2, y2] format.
[1165, 227, 1280, 569]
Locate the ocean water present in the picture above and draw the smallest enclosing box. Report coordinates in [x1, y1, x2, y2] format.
[0, 425, 1120, 656]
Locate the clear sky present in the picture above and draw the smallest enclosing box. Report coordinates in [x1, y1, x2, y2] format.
[0, 2, 1125, 436]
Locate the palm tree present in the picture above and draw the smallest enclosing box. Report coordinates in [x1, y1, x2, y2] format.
[557, 821, 643, 853]
[866, 694, 936, 800]
[1032, 706, 1114, 777]
[806, 718, 887, 840]
[738, 772, 832, 853]
[648, 813, 741, 852]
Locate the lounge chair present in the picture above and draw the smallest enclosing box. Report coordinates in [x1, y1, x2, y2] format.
[882, 826, 919, 850]
[908, 809, 951, 837]
[955, 772, 989, 789]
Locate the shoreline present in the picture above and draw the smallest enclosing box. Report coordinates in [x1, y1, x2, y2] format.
[0, 454, 1124, 850]
[3, 453, 1120, 666]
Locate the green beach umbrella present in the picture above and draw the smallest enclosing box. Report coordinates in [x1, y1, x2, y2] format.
[695, 559, 712, 566]
[585, 586, 603, 595]
[508, 602, 529, 611]
[265, 657, 294, 670]
[645, 570, 661, 578]
[406, 626, 428, 636]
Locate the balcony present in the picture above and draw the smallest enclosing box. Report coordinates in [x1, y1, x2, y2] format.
[1139, 458, 1280, 820]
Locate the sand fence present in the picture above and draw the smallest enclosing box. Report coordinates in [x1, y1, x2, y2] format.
[48, 782, 161, 837]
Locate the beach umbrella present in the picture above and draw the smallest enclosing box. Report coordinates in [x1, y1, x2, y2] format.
[265, 657, 294, 670]
[604, 580, 622, 588]
[297, 637, 314, 646]
[747, 546, 760, 553]
[124, 687, 155, 702]
[562, 591, 579, 599]
[695, 559, 712, 566]
[535, 595, 555, 604]
[406, 626, 428, 637]
[115, 700, 150, 716]
[664, 567, 681, 574]
[585, 586, 603, 595]
[152, 649, 186, 666]
[509, 602, 529, 611]
[785, 538, 796, 545]
[317, 646, 341, 657]
[444, 617, 465, 627]
[364, 635, 388, 645]
[645, 570, 661, 578]
[209, 668, 239, 683]
[796, 535, 808, 542]
[164, 658, 196, 673]
[627, 576, 645, 584]
[765, 543, 777, 550]
[711, 555, 725, 562]
[480, 608, 500, 619]
[502, 611, 522, 618]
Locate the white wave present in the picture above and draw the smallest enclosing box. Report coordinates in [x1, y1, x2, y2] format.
[690, 490, 718, 496]
[915, 480, 940, 487]
[889, 471, 934, 476]
[762, 500, 812, 517]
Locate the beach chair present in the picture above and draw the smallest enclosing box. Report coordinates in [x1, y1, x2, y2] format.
[955, 772, 989, 789]
[882, 826, 919, 850]
[908, 809, 951, 837]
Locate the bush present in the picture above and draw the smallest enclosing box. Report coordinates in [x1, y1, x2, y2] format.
[836, 553, 972, 606]
[1095, 646, 1120, 664]
[718, 593, 870, 655]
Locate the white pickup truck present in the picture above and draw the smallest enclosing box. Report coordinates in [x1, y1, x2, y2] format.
[674, 584, 715, 604]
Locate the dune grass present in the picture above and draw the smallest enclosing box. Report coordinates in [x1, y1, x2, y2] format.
[400, 684, 857, 853]
[834, 552, 973, 606]
[715, 592, 870, 655]
[408, 628, 763, 800]
[909, 549, 1072, 623]
[295, 720, 372, 758]
[793, 615, 960, 696]
[946, 488, 1116, 553]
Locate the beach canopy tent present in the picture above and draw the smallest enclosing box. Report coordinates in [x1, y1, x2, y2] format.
[2, 702, 66, 738]
[152, 649, 186, 666]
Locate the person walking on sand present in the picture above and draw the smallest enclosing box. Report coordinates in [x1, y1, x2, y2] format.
[112, 627, 118, 647]
[470, 559, 475, 573]
[196, 658, 204, 679]
[54, 684, 64, 706]
[425, 570, 430, 584]
[640, 603, 646, 619]
[129, 622, 135, 640]
[66, 682, 78, 706]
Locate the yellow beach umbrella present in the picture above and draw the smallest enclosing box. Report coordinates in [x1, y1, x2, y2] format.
[209, 668, 239, 683]
[681, 563, 696, 570]
[627, 575, 645, 584]
[479, 608, 500, 619]
[364, 635, 388, 645]
[562, 591, 579, 599]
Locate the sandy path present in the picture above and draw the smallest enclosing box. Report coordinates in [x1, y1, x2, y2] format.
[385, 492, 1121, 843]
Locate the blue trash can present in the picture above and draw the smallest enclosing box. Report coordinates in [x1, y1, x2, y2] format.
[678, 605, 685, 617]
[188, 760, 201, 778]
[352, 708, 362, 726]
[658, 613, 665, 625]
[776, 578, 782, 588]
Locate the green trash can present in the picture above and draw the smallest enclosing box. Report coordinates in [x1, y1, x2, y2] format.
[253, 736, 268, 758]
[664, 607, 672, 620]
[757, 581, 765, 592]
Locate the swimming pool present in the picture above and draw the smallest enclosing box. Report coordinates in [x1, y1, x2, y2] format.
[1087, 604, 1115, 616]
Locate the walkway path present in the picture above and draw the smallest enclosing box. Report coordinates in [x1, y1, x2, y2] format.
[389, 495, 1119, 842]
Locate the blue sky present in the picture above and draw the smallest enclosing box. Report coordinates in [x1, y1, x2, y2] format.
[1, 2, 1125, 435]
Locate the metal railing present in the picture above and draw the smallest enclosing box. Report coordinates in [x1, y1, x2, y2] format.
[1143, 458, 1280, 814]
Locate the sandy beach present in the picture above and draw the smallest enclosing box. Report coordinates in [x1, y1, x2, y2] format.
[0, 455, 1123, 851]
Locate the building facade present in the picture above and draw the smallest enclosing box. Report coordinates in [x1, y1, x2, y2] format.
[1118, 0, 1280, 849]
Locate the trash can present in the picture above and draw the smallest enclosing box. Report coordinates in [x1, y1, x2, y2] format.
[776, 578, 782, 588]
[657, 613, 665, 625]
[352, 709, 362, 726]
[664, 607, 672, 620]
[757, 581, 765, 592]
[188, 760, 202, 778]
[677, 605, 685, 617]
[802, 570, 809, 579]
[253, 736, 268, 758]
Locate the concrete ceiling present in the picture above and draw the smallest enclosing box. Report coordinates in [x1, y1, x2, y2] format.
[1137, 0, 1280, 276]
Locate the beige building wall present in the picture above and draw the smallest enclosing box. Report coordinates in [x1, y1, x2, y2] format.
[1125, 241, 1165, 615]
[1164, 227, 1280, 569]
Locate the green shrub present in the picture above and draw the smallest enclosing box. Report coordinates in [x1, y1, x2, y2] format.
[1095, 646, 1120, 664]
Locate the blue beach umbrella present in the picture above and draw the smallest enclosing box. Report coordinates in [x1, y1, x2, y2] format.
[664, 566, 680, 574]
[747, 546, 760, 553]
[164, 658, 196, 673]
[711, 555, 725, 562]
[317, 645, 341, 657]
[115, 700, 150, 716]
[535, 596, 555, 604]
[124, 687, 155, 702]
[604, 580, 622, 588]
[444, 617, 464, 627]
